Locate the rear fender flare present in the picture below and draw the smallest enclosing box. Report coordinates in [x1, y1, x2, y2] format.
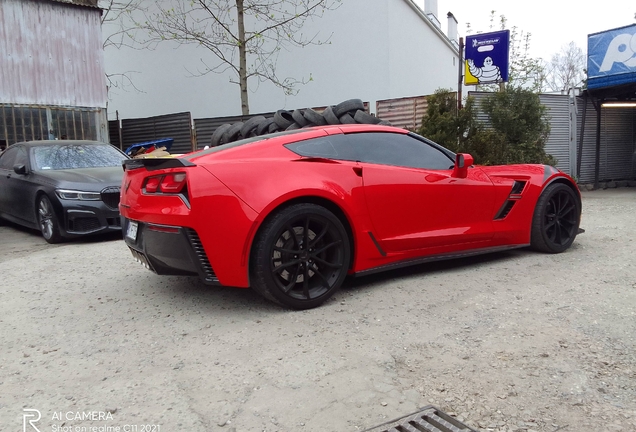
[242, 191, 359, 285]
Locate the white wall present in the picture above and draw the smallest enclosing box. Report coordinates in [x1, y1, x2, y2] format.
[387, 0, 458, 97]
[103, 0, 458, 120]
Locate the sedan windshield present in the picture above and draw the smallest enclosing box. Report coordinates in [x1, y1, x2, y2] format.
[32, 144, 125, 170]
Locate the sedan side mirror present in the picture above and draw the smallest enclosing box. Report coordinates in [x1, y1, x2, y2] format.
[13, 164, 27, 175]
[452, 153, 474, 179]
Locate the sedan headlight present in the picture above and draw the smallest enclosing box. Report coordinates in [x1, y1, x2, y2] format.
[55, 189, 101, 201]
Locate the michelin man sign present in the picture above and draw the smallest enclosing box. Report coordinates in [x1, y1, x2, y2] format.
[588, 24, 636, 90]
[464, 30, 510, 85]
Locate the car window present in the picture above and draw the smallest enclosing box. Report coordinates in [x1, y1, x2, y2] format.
[14, 146, 29, 167]
[285, 134, 358, 161]
[0, 146, 18, 170]
[31, 144, 126, 170]
[349, 133, 454, 170]
[286, 132, 454, 170]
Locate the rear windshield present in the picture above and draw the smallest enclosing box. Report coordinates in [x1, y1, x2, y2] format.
[184, 128, 307, 160]
[32, 144, 126, 170]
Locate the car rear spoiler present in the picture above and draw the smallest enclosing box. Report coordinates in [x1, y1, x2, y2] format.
[122, 158, 196, 171]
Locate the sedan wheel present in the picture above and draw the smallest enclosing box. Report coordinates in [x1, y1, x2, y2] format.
[530, 183, 580, 253]
[251, 203, 350, 309]
[37, 195, 62, 244]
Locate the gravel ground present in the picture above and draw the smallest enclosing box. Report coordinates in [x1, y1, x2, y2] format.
[1, 188, 634, 432]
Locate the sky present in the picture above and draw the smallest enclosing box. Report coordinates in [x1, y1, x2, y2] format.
[416, 0, 635, 61]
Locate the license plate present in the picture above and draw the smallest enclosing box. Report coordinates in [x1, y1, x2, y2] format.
[126, 220, 138, 240]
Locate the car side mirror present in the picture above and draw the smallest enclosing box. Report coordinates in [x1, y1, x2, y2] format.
[13, 164, 27, 175]
[452, 153, 474, 179]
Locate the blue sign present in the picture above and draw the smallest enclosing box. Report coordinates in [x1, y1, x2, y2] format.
[464, 30, 510, 85]
[588, 24, 636, 90]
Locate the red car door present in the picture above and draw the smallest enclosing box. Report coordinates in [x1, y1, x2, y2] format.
[362, 163, 496, 252]
[343, 131, 496, 253]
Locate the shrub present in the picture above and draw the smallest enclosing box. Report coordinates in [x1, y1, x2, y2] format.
[419, 87, 556, 166]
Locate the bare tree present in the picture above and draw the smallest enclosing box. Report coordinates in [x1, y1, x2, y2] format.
[131, 0, 340, 115]
[100, 0, 146, 93]
[544, 42, 586, 92]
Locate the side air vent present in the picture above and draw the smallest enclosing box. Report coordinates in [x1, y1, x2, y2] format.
[186, 228, 218, 283]
[494, 180, 527, 220]
[511, 180, 527, 195]
[494, 200, 516, 220]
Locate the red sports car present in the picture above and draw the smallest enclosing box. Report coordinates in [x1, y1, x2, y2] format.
[120, 124, 581, 309]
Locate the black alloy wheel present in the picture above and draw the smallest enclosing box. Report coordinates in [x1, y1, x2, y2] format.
[37, 195, 62, 244]
[251, 203, 350, 309]
[531, 183, 580, 253]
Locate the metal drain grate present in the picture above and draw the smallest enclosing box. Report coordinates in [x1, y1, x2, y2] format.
[361, 405, 479, 432]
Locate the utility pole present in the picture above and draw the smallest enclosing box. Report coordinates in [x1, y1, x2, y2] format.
[457, 37, 464, 111]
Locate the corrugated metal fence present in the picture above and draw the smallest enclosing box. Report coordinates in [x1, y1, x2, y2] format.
[540, 94, 573, 175]
[376, 95, 428, 130]
[0, 0, 107, 108]
[469, 91, 574, 174]
[601, 108, 635, 181]
[194, 112, 275, 150]
[108, 120, 122, 150]
[576, 98, 636, 183]
[110, 102, 372, 151]
[116, 112, 194, 154]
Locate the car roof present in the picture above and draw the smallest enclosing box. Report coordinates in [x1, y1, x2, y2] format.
[184, 123, 407, 160]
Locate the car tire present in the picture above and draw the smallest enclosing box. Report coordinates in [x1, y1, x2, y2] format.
[530, 182, 581, 253]
[333, 98, 365, 117]
[274, 110, 294, 129]
[338, 113, 355, 124]
[225, 122, 244, 142]
[256, 118, 276, 136]
[353, 110, 382, 124]
[291, 109, 308, 127]
[240, 115, 266, 138]
[322, 106, 340, 125]
[251, 203, 351, 310]
[211, 124, 232, 146]
[37, 194, 62, 244]
[268, 122, 280, 134]
[303, 108, 327, 126]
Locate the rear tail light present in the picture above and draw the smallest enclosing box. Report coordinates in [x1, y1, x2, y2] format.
[143, 172, 188, 195]
[160, 173, 187, 193]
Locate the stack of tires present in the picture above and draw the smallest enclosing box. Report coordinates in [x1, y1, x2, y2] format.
[210, 98, 392, 147]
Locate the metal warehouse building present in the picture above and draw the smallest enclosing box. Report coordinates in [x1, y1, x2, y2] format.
[0, 0, 108, 148]
[577, 23, 636, 187]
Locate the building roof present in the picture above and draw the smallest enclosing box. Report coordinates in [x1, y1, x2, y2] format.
[401, 0, 458, 53]
[47, 0, 100, 8]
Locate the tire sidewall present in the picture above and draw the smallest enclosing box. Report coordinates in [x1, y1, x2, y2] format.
[37, 194, 62, 244]
[532, 183, 580, 253]
[253, 204, 350, 310]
